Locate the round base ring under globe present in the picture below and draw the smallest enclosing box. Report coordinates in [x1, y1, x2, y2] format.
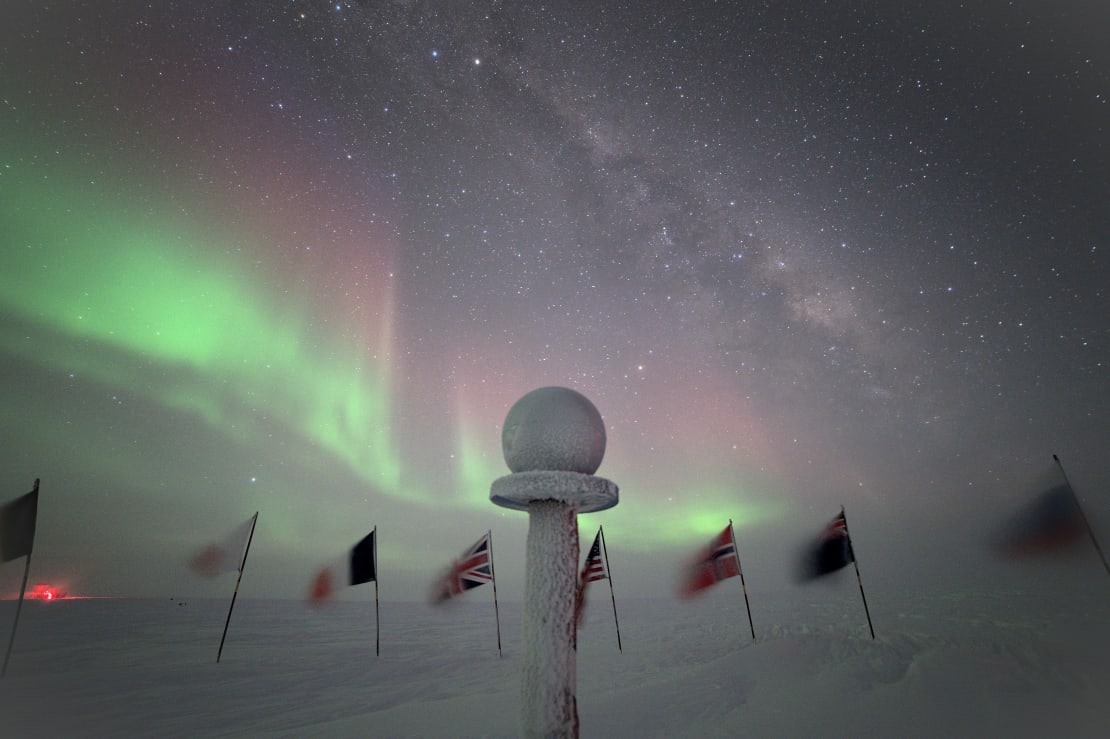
[490, 471, 619, 513]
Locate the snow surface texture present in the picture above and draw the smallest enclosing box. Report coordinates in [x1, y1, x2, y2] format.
[0, 585, 1107, 737]
[521, 500, 580, 738]
[501, 387, 606, 475]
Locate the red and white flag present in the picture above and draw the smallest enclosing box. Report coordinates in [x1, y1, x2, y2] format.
[189, 513, 257, 578]
[576, 528, 608, 624]
[431, 532, 494, 603]
[580, 529, 608, 584]
[681, 524, 741, 596]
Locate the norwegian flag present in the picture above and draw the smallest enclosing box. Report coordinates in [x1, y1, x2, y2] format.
[432, 532, 494, 602]
[681, 524, 741, 595]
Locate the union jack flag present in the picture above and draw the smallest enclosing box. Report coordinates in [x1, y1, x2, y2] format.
[432, 532, 494, 602]
[681, 524, 741, 595]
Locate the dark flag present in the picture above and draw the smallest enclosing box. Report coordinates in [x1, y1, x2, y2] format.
[431, 532, 494, 602]
[798, 511, 853, 580]
[681, 525, 741, 595]
[0, 483, 39, 563]
[310, 530, 377, 602]
[3, 480, 41, 677]
[997, 484, 1087, 557]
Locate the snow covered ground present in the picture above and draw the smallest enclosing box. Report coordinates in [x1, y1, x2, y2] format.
[1, 584, 1107, 737]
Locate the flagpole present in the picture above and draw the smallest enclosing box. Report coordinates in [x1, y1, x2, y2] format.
[487, 529, 503, 658]
[598, 526, 623, 653]
[1, 551, 32, 679]
[373, 525, 380, 656]
[1054, 454, 1110, 578]
[729, 519, 756, 641]
[2, 478, 39, 679]
[217, 511, 258, 663]
[840, 506, 875, 639]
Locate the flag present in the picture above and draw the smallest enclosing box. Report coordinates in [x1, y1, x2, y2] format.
[798, 511, 853, 580]
[581, 530, 607, 584]
[681, 525, 741, 595]
[997, 484, 1087, 556]
[309, 530, 377, 602]
[576, 529, 608, 624]
[431, 532, 493, 602]
[189, 513, 256, 577]
[1, 481, 39, 563]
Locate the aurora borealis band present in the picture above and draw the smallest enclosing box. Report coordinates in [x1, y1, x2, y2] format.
[1, 1, 1106, 600]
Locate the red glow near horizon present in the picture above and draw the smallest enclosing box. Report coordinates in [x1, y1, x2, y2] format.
[26, 584, 67, 601]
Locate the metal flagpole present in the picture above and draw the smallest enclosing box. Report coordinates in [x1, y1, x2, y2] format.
[840, 506, 875, 639]
[373, 525, 380, 656]
[2, 478, 39, 679]
[1054, 454, 1110, 578]
[217, 511, 258, 663]
[487, 529, 503, 658]
[598, 526, 623, 653]
[729, 519, 756, 640]
[1, 552, 32, 679]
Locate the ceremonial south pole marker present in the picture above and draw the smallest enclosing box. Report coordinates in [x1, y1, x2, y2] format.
[491, 387, 618, 739]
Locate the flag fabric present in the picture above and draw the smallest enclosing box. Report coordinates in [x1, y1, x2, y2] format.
[309, 530, 377, 602]
[0, 482, 39, 563]
[189, 513, 256, 577]
[798, 511, 854, 580]
[576, 529, 608, 624]
[581, 530, 607, 584]
[432, 532, 493, 602]
[681, 525, 741, 595]
[998, 484, 1087, 556]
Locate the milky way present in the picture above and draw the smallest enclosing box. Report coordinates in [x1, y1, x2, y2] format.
[1, 1, 1106, 599]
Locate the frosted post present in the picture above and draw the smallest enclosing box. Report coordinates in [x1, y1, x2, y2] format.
[491, 387, 619, 739]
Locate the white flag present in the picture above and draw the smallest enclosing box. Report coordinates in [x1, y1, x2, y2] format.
[189, 513, 256, 577]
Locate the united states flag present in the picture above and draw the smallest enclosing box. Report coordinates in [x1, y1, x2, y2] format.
[681, 525, 741, 595]
[576, 528, 609, 624]
[432, 532, 494, 602]
[581, 530, 607, 583]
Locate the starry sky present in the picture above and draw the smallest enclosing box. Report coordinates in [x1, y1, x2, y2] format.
[2, 1, 1106, 601]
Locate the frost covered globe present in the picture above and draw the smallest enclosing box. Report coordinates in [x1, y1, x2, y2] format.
[501, 387, 606, 474]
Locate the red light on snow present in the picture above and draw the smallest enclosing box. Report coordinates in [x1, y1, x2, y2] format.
[26, 584, 67, 600]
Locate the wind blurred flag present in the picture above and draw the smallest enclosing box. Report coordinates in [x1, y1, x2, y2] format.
[1, 480, 39, 563]
[432, 532, 494, 602]
[998, 484, 1087, 556]
[309, 529, 377, 602]
[681, 524, 741, 595]
[189, 513, 257, 577]
[798, 511, 854, 580]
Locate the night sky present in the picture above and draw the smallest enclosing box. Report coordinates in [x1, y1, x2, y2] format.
[2, 1, 1106, 601]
